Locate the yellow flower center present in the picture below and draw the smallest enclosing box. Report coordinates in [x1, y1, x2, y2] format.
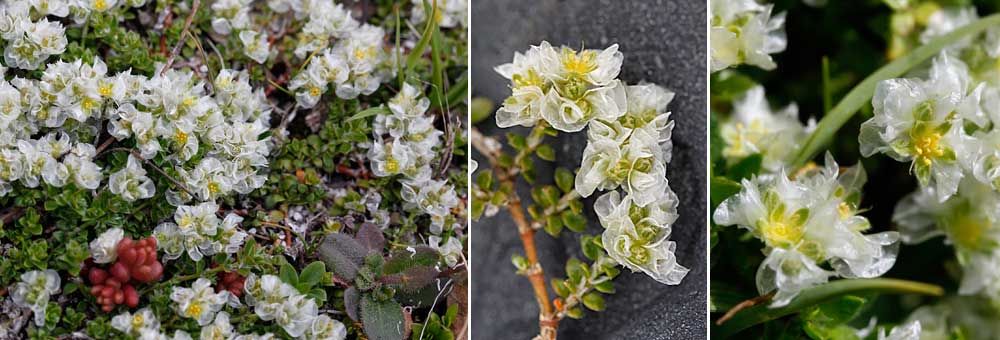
[309, 86, 322, 97]
[950, 214, 985, 250]
[81, 98, 97, 111]
[913, 132, 943, 166]
[353, 47, 374, 60]
[207, 182, 220, 194]
[174, 129, 188, 146]
[131, 314, 144, 329]
[385, 158, 399, 173]
[761, 220, 804, 247]
[182, 97, 195, 108]
[561, 49, 597, 75]
[99, 83, 112, 97]
[94, 0, 108, 11]
[186, 303, 202, 317]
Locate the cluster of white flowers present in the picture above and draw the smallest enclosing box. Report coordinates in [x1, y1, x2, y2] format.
[409, 0, 469, 28]
[719, 85, 814, 172]
[289, 24, 395, 107]
[9, 269, 60, 326]
[111, 307, 193, 340]
[243, 274, 347, 339]
[714, 154, 900, 306]
[254, 0, 396, 107]
[210, 0, 272, 64]
[0, 54, 271, 204]
[709, 0, 787, 72]
[494, 42, 687, 285]
[0, 2, 66, 70]
[368, 83, 463, 264]
[154, 202, 248, 262]
[493, 41, 625, 132]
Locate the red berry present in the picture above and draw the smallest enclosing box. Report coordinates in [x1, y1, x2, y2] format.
[88, 269, 108, 285]
[124, 285, 139, 307]
[148, 262, 163, 282]
[101, 304, 113, 312]
[110, 262, 130, 282]
[113, 291, 124, 305]
[90, 285, 103, 296]
[135, 250, 148, 266]
[101, 286, 115, 298]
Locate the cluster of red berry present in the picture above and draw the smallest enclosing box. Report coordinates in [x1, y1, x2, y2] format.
[216, 270, 246, 297]
[83, 237, 163, 312]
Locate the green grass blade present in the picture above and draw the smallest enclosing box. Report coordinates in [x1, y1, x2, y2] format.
[348, 106, 391, 122]
[405, 0, 438, 77]
[789, 13, 1000, 168]
[711, 278, 944, 339]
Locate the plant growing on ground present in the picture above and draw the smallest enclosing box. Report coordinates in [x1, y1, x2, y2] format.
[710, 0, 1000, 338]
[472, 41, 688, 340]
[0, 0, 468, 339]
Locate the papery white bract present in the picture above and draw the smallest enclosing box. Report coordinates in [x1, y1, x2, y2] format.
[10, 269, 61, 326]
[170, 278, 227, 326]
[89, 227, 124, 264]
[720, 85, 812, 172]
[595, 190, 687, 285]
[710, 0, 787, 72]
[714, 154, 899, 306]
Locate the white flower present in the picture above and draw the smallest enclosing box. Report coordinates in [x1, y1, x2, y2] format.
[713, 154, 899, 306]
[710, 0, 786, 72]
[90, 227, 124, 264]
[429, 235, 463, 267]
[109, 154, 155, 201]
[240, 30, 271, 64]
[595, 190, 687, 285]
[860, 53, 982, 202]
[410, 0, 468, 28]
[303, 314, 347, 340]
[11, 269, 61, 326]
[577, 128, 668, 206]
[274, 294, 319, 337]
[720, 85, 812, 172]
[494, 44, 548, 128]
[111, 308, 160, 337]
[199, 311, 235, 340]
[170, 278, 227, 326]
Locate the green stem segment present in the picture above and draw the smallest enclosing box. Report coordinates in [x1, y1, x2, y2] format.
[712, 278, 944, 338]
[789, 13, 1000, 169]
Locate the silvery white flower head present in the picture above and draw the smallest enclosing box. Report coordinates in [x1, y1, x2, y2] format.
[303, 314, 347, 340]
[89, 227, 124, 264]
[200, 311, 235, 340]
[210, 0, 252, 34]
[11, 269, 60, 326]
[430, 235, 463, 267]
[109, 154, 155, 201]
[410, 0, 468, 28]
[877, 321, 921, 340]
[301, 0, 357, 41]
[538, 42, 627, 132]
[111, 307, 160, 337]
[153, 222, 185, 261]
[595, 190, 687, 285]
[494, 43, 548, 128]
[240, 30, 271, 64]
[721, 85, 812, 172]
[170, 278, 227, 326]
[332, 24, 393, 99]
[274, 294, 319, 337]
[576, 128, 668, 206]
[860, 53, 983, 202]
[29, 0, 70, 17]
[920, 6, 978, 48]
[891, 179, 1000, 301]
[714, 154, 899, 306]
[244, 274, 299, 321]
[710, 0, 786, 72]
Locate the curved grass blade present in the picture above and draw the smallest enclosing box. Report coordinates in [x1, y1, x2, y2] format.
[711, 278, 944, 338]
[789, 13, 1000, 168]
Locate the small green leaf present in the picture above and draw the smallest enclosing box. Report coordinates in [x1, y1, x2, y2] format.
[348, 106, 391, 122]
[536, 145, 556, 161]
[582, 292, 606, 311]
[554, 168, 574, 193]
[562, 211, 587, 232]
[299, 261, 326, 287]
[507, 133, 527, 150]
[279, 262, 298, 286]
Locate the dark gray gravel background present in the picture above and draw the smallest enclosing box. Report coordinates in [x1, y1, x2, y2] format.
[470, 1, 707, 339]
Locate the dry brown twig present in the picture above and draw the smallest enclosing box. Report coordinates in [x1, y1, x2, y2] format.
[160, 0, 201, 75]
